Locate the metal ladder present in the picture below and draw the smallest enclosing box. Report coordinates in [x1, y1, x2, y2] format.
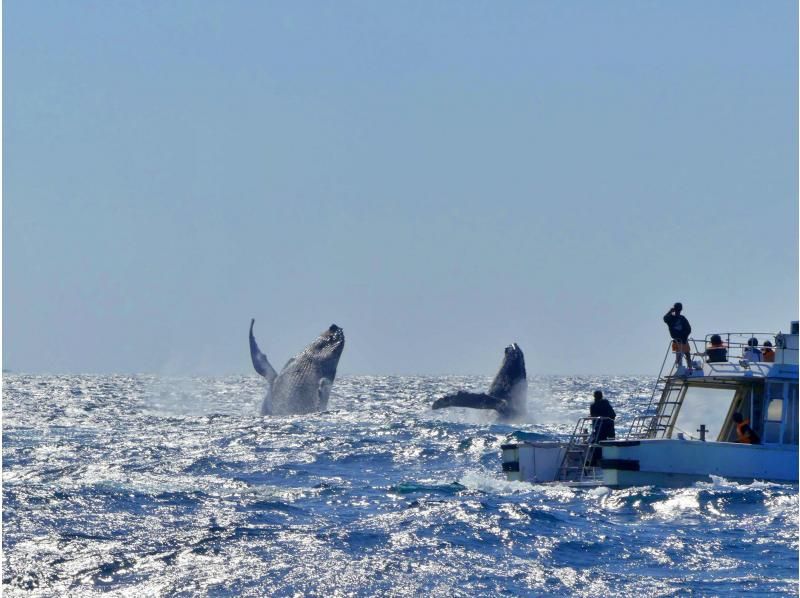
[626, 342, 691, 439]
[649, 380, 687, 438]
[557, 417, 605, 482]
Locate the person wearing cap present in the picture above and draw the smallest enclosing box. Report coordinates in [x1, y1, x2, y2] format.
[705, 334, 727, 363]
[663, 303, 693, 370]
[762, 340, 775, 363]
[743, 337, 762, 362]
[588, 390, 616, 466]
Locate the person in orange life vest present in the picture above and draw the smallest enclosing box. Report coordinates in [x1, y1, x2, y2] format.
[732, 412, 761, 444]
[762, 340, 775, 363]
[705, 334, 727, 363]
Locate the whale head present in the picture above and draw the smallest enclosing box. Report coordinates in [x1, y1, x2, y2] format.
[487, 342, 527, 415]
[310, 324, 346, 375]
[499, 343, 526, 382]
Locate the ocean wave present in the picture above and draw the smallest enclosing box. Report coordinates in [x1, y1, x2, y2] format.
[3, 374, 797, 596]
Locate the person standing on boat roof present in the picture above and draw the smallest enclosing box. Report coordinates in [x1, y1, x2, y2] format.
[663, 303, 693, 370]
[588, 390, 616, 466]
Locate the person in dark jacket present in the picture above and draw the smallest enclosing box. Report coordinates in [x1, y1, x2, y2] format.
[588, 389, 616, 466]
[590, 389, 616, 440]
[664, 302, 693, 370]
[705, 334, 727, 363]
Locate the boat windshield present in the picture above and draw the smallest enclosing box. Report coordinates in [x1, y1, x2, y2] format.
[672, 386, 736, 441]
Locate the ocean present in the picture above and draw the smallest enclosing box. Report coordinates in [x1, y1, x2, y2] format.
[3, 374, 798, 596]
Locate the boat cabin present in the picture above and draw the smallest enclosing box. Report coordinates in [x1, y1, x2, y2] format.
[631, 322, 799, 447]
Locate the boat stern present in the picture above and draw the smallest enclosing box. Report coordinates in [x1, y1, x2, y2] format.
[501, 441, 566, 483]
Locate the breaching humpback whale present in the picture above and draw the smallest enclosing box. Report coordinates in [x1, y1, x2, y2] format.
[249, 319, 345, 415]
[431, 343, 527, 419]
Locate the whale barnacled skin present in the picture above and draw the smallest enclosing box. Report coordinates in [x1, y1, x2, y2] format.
[431, 343, 527, 419]
[249, 320, 345, 415]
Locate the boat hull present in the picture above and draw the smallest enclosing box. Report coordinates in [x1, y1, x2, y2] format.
[501, 438, 798, 487]
[600, 438, 798, 487]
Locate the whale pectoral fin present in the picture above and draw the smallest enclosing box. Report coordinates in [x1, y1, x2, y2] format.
[318, 378, 332, 411]
[250, 319, 277, 382]
[432, 392, 510, 415]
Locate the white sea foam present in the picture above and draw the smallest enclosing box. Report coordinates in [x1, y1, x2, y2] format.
[2, 374, 796, 596]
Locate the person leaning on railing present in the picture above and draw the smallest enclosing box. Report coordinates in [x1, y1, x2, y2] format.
[590, 390, 616, 441]
[588, 390, 616, 466]
[705, 334, 727, 363]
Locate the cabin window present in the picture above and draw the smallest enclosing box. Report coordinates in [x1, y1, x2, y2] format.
[783, 384, 799, 445]
[672, 386, 736, 441]
[766, 398, 783, 421]
[767, 382, 784, 401]
[763, 384, 785, 444]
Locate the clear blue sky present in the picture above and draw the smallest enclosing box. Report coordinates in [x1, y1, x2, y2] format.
[4, 1, 798, 376]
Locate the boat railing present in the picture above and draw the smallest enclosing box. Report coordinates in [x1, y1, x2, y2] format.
[700, 332, 796, 365]
[628, 414, 657, 439]
[625, 331, 799, 440]
[663, 333, 795, 372]
[558, 416, 615, 482]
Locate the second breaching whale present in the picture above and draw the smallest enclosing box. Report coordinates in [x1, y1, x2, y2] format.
[249, 319, 345, 415]
[431, 343, 527, 419]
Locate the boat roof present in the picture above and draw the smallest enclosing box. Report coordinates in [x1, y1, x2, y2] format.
[670, 325, 799, 385]
[674, 361, 797, 384]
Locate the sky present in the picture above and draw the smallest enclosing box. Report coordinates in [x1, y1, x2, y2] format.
[3, 1, 798, 376]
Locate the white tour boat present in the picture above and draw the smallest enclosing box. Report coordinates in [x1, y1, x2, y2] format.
[501, 321, 799, 487]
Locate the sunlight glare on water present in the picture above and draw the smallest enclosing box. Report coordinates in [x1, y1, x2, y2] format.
[3, 374, 798, 596]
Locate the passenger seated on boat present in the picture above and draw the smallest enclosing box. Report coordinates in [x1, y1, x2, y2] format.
[589, 390, 616, 466]
[762, 340, 775, 363]
[743, 337, 762, 362]
[732, 412, 761, 445]
[705, 334, 727, 363]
